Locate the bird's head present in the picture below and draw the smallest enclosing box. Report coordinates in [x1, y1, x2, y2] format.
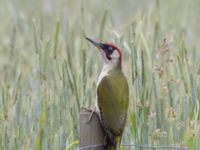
[86, 37, 122, 68]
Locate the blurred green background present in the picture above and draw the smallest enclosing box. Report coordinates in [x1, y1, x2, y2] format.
[1, 0, 200, 149]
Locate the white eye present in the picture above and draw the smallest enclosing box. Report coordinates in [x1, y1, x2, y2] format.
[108, 46, 113, 51]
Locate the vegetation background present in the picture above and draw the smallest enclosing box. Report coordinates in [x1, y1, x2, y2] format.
[1, 0, 200, 149]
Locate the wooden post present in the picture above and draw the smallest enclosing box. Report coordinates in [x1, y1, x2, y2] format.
[80, 108, 105, 150]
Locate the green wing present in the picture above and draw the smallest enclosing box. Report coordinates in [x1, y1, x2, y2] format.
[97, 69, 129, 136]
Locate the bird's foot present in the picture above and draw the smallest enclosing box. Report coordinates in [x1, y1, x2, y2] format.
[82, 107, 97, 123]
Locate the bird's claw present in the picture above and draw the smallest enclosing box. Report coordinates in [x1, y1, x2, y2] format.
[82, 107, 97, 123]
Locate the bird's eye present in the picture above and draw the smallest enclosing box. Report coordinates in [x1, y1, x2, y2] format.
[108, 46, 113, 51]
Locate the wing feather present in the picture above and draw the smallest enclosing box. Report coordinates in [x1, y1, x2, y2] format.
[97, 69, 129, 136]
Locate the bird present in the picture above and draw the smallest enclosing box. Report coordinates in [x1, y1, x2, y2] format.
[86, 37, 129, 150]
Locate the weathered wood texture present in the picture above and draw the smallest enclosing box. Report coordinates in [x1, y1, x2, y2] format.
[80, 108, 105, 150]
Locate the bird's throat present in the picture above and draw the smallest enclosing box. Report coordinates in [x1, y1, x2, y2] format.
[97, 63, 121, 87]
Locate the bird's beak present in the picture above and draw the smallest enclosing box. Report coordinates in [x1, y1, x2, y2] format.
[85, 37, 105, 50]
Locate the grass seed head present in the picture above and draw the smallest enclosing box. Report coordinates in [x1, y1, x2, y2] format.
[166, 107, 177, 121]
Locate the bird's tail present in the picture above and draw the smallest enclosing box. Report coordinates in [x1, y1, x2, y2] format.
[105, 136, 121, 150]
[105, 144, 116, 150]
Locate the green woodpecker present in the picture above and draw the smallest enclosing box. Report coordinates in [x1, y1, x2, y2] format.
[86, 37, 129, 150]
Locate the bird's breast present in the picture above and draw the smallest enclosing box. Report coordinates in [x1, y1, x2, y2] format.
[95, 69, 109, 113]
[97, 68, 109, 87]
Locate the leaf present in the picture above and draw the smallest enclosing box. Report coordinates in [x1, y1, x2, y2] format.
[65, 140, 79, 150]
